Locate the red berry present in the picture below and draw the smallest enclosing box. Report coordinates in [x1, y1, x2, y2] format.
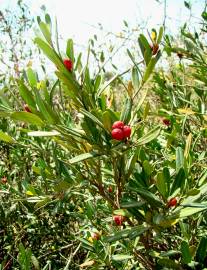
[113, 215, 125, 226]
[167, 197, 177, 207]
[108, 186, 113, 193]
[111, 128, 124, 141]
[63, 59, 73, 72]
[163, 119, 170, 126]
[24, 104, 32, 113]
[91, 232, 100, 240]
[112, 121, 124, 130]
[123, 125, 131, 138]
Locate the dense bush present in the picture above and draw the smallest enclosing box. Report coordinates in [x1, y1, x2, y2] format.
[0, 3, 207, 270]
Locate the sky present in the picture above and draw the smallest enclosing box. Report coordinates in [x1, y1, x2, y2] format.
[31, 0, 205, 44]
[0, 0, 205, 45]
[0, 0, 206, 73]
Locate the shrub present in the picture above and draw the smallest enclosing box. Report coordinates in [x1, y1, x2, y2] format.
[0, 10, 207, 270]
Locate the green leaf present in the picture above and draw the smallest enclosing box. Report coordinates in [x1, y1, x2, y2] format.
[113, 209, 128, 216]
[176, 205, 207, 218]
[126, 149, 139, 178]
[55, 71, 81, 100]
[198, 168, 207, 186]
[156, 171, 167, 198]
[137, 126, 160, 145]
[0, 131, 15, 143]
[138, 34, 151, 58]
[160, 250, 180, 257]
[74, 52, 82, 71]
[132, 88, 149, 114]
[80, 109, 105, 129]
[94, 75, 102, 93]
[196, 237, 207, 262]
[34, 89, 58, 124]
[157, 26, 164, 44]
[66, 39, 74, 62]
[34, 197, 51, 209]
[19, 82, 36, 109]
[34, 37, 62, 68]
[184, 1, 191, 9]
[143, 160, 152, 176]
[171, 168, 186, 195]
[45, 13, 52, 26]
[112, 254, 133, 261]
[131, 66, 140, 92]
[143, 101, 150, 120]
[54, 180, 72, 192]
[69, 152, 100, 164]
[186, 189, 200, 196]
[31, 255, 40, 270]
[18, 243, 32, 270]
[104, 225, 147, 242]
[142, 55, 157, 82]
[158, 258, 181, 269]
[176, 147, 184, 173]
[128, 185, 163, 207]
[97, 73, 119, 96]
[39, 21, 52, 45]
[202, 11, 207, 21]
[181, 240, 192, 264]
[28, 130, 60, 137]
[27, 68, 37, 88]
[102, 111, 112, 132]
[120, 201, 145, 208]
[144, 46, 152, 65]
[184, 133, 192, 158]
[181, 203, 207, 208]
[76, 237, 93, 251]
[84, 67, 93, 93]
[153, 214, 178, 228]
[0, 111, 12, 117]
[11, 112, 44, 127]
[120, 98, 132, 124]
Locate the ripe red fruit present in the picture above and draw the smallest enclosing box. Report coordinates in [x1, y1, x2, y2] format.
[123, 125, 131, 138]
[63, 59, 73, 72]
[163, 119, 171, 126]
[112, 121, 124, 130]
[24, 104, 32, 113]
[91, 232, 100, 241]
[108, 186, 113, 193]
[111, 128, 124, 141]
[167, 197, 177, 207]
[113, 215, 125, 226]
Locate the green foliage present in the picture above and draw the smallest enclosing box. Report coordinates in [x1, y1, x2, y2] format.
[0, 4, 207, 270]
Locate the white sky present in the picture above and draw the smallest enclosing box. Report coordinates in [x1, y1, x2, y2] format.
[32, 0, 205, 44]
[0, 0, 205, 45]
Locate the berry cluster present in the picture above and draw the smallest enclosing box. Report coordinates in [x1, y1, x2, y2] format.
[111, 121, 131, 141]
